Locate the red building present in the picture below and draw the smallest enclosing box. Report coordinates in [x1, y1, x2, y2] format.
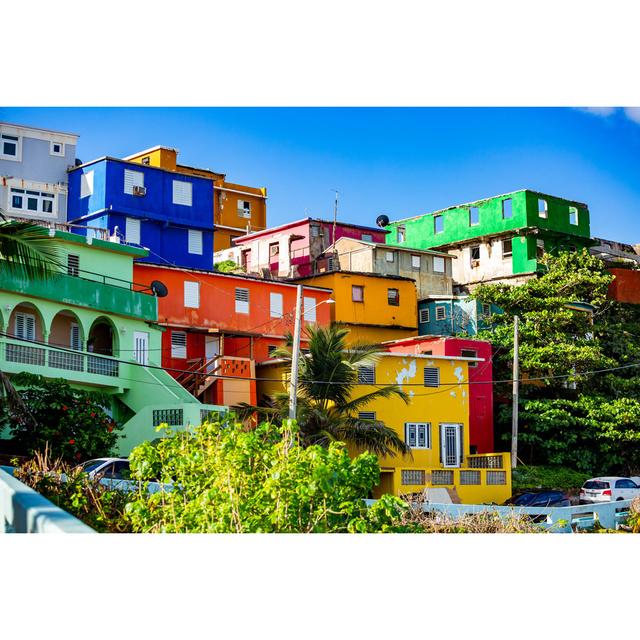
[133, 263, 332, 406]
[380, 335, 495, 454]
[607, 268, 640, 304]
[216, 217, 388, 278]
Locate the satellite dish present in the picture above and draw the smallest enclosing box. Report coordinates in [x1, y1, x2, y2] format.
[74, 158, 83, 166]
[150, 280, 168, 297]
[376, 214, 390, 228]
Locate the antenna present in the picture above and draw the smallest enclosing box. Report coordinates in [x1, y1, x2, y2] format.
[331, 189, 339, 245]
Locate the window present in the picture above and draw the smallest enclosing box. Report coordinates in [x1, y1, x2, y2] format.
[401, 470, 426, 486]
[538, 198, 548, 218]
[1, 133, 20, 160]
[125, 218, 141, 244]
[536, 239, 545, 259]
[357, 365, 375, 384]
[184, 281, 200, 308]
[303, 297, 317, 322]
[358, 411, 376, 421]
[433, 256, 445, 273]
[188, 229, 203, 255]
[238, 199, 251, 218]
[502, 198, 513, 219]
[470, 245, 480, 265]
[502, 238, 512, 258]
[141, 156, 150, 165]
[460, 348, 478, 368]
[396, 226, 406, 243]
[67, 254, 80, 277]
[270, 292, 283, 318]
[435, 306, 446, 321]
[411, 254, 421, 270]
[434, 215, 444, 234]
[487, 471, 507, 485]
[235, 288, 250, 314]
[50, 141, 65, 157]
[616, 479, 638, 489]
[423, 367, 440, 387]
[9, 188, 55, 216]
[361, 233, 373, 242]
[310, 225, 320, 238]
[460, 470, 481, 485]
[124, 169, 144, 195]
[80, 171, 94, 198]
[173, 180, 193, 206]
[171, 331, 187, 359]
[385, 251, 395, 263]
[419, 308, 430, 324]
[267, 345, 278, 357]
[469, 206, 479, 226]
[70, 323, 82, 351]
[352, 285, 364, 302]
[15, 312, 36, 341]
[569, 206, 579, 225]
[481, 303, 491, 317]
[387, 288, 400, 306]
[269, 243, 280, 258]
[405, 423, 431, 449]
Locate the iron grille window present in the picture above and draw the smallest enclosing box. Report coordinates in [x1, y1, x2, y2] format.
[487, 471, 507, 485]
[171, 331, 187, 359]
[419, 308, 430, 324]
[405, 423, 431, 449]
[423, 367, 440, 387]
[152, 409, 184, 426]
[460, 470, 481, 485]
[67, 254, 80, 277]
[357, 365, 375, 384]
[435, 306, 446, 321]
[358, 411, 376, 420]
[401, 470, 426, 486]
[387, 288, 399, 306]
[431, 470, 454, 485]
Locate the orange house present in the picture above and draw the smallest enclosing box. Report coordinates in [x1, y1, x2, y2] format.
[133, 263, 332, 406]
[124, 146, 267, 252]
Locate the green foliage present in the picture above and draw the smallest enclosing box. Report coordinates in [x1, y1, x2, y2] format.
[125, 415, 405, 533]
[511, 465, 591, 492]
[2, 373, 121, 463]
[214, 260, 243, 273]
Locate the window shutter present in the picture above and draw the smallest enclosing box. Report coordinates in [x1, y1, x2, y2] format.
[173, 180, 193, 206]
[184, 281, 200, 308]
[270, 292, 283, 318]
[435, 306, 446, 321]
[188, 229, 203, 255]
[15, 313, 36, 340]
[419, 308, 430, 324]
[67, 254, 80, 277]
[126, 218, 141, 245]
[70, 323, 81, 350]
[433, 256, 445, 273]
[423, 367, 440, 387]
[124, 169, 144, 194]
[303, 297, 316, 322]
[357, 365, 375, 384]
[80, 171, 94, 198]
[411, 255, 421, 269]
[235, 288, 250, 313]
[358, 411, 376, 421]
[171, 331, 187, 358]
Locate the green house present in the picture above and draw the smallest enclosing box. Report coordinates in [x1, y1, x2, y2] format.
[0, 226, 223, 455]
[385, 190, 594, 289]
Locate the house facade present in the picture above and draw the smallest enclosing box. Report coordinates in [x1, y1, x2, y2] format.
[124, 145, 268, 252]
[417, 296, 502, 336]
[0, 122, 78, 225]
[0, 228, 223, 455]
[67, 157, 215, 270]
[215, 218, 388, 278]
[385, 190, 594, 290]
[325, 236, 454, 299]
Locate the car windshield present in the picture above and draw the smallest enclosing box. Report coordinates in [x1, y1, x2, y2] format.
[80, 459, 107, 473]
[583, 480, 610, 490]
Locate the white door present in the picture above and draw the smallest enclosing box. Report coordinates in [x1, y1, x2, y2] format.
[440, 423, 463, 468]
[134, 331, 149, 366]
[205, 336, 220, 372]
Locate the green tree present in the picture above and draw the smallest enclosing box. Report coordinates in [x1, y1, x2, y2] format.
[237, 324, 411, 458]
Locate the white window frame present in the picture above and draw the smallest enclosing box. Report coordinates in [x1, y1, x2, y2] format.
[237, 199, 251, 218]
[171, 331, 187, 359]
[0, 133, 22, 161]
[188, 229, 203, 255]
[411, 254, 421, 270]
[396, 226, 406, 243]
[125, 217, 141, 245]
[8, 187, 56, 218]
[385, 251, 395, 263]
[184, 281, 200, 309]
[433, 256, 445, 273]
[80, 171, 94, 199]
[419, 307, 430, 324]
[235, 288, 250, 314]
[435, 306, 446, 321]
[538, 198, 548, 218]
[172, 180, 193, 206]
[361, 234, 373, 242]
[124, 169, 144, 195]
[569, 206, 579, 226]
[502, 238, 513, 258]
[352, 285, 364, 303]
[303, 297, 317, 322]
[15, 312, 36, 341]
[49, 141, 65, 157]
[470, 245, 481, 265]
[270, 292, 284, 318]
[405, 423, 431, 449]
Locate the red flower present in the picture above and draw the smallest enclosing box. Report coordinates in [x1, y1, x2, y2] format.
[62, 405, 68, 411]
[107, 426, 113, 433]
[90, 412, 96, 418]
[69, 439, 75, 445]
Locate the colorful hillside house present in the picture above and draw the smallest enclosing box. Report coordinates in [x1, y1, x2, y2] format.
[417, 296, 502, 337]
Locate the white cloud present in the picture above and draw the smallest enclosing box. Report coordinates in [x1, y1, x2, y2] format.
[623, 107, 640, 124]
[578, 106, 617, 117]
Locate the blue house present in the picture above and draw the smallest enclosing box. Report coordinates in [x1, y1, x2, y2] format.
[67, 158, 214, 270]
[418, 296, 502, 336]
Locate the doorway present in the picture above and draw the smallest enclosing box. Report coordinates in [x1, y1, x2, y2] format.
[440, 423, 463, 468]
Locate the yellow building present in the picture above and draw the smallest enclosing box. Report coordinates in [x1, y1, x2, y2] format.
[293, 271, 419, 345]
[257, 351, 511, 505]
[124, 146, 267, 251]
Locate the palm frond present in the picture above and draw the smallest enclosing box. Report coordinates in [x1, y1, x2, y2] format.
[341, 385, 410, 414]
[328, 418, 412, 458]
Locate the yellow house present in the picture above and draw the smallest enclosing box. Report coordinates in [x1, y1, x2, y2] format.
[124, 146, 267, 251]
[257, 350, 511, 505]
[292, 271, 419, 345]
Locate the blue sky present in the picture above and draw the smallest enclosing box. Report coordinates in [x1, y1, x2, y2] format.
[2, 107, 639, 241]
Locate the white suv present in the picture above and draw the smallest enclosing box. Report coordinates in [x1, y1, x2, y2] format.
[579, 477, 640, 504]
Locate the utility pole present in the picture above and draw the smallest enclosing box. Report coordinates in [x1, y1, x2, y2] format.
[332, 190, 339, 245]
[288, 284, 303, 421]
[511, 314, 520, 469]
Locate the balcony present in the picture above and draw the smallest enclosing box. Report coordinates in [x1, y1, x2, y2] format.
[0, 261, 157, 322]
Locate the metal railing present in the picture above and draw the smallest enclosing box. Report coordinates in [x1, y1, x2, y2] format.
[466, 454, 506, 469]
[10, 217, 111, 242]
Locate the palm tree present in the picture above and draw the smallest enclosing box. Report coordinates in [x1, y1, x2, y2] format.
[237, 324, 412, 458]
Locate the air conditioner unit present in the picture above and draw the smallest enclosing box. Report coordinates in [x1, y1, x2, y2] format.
[133, 186, 147, 197]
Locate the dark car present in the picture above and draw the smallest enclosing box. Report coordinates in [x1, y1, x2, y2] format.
[505, 491, 571, 507]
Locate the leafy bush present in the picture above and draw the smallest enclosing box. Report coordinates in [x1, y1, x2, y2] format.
[125, 416, 405, 533]
[2, 373, 121, 463]
[512, 465, 591, 492]
[214, 260, 243, 273]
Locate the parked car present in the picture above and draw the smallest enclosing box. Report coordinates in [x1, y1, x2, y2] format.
[579, 477, 640, 504]
[505, 490, 571, 508]
[77, 458, 170, 494]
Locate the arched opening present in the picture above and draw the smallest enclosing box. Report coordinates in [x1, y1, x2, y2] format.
[87, 317, 119, 357]
[49, 309, 85, 372]
[6, 302, 47, 367]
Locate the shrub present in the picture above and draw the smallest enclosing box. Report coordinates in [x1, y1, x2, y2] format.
[512, 465, 591, 492]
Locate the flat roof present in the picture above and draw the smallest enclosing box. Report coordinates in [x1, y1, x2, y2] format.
[291, 270, 417, 283]
[329, 237, 455, 258]
[52, 229, 148, 257]
[0, 121, 80, 139]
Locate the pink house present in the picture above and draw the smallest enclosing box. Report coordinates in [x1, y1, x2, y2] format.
[217, 217, 388, 278]
[380, 335, 495, 454]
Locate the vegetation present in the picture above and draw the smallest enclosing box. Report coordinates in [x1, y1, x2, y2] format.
[1, 373, 121, 463]
[236, 324, 411, 457]
[473, 250, 640, 474]
[512, 465, 591, 492]
[214, 259, 243, 273]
